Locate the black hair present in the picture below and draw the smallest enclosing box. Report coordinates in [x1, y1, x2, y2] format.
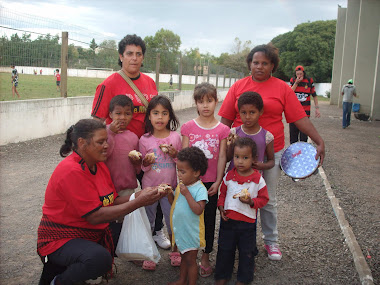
[144, 95, 179, 134]
[246, 43, 279, 73]
[56, 69, 59, 72]
[109, 95, 134, 113]
[177, 147, 208, 176]
[238, 91, 264, 111]
[234, 137, 257, 158]
[118, 34, 146, 67]
[193, 82, 217, 102]
[59, 119, 105, 157]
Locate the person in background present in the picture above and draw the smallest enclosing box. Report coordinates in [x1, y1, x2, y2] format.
[289, 65, 320, 143]
[341, 79, 357, 129]
[55, 69, 61, 92]
[91, 34, 169, 250]
[11, 64, 20, 99]
[218, 44, 325, 261]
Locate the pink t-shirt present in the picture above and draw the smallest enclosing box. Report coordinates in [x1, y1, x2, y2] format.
[139, 131, 182, 189]
[181, 120, 230, 182]
[105, 126, 139, 192]
[218, 76, 306, 152]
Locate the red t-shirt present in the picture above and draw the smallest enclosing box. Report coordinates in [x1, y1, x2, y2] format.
[218, 76, 306, 152]
[289, 77, 316, 117]
[41, 152, 117, 255]
[55, 73, 61, 81]
[91, 72, 158, 138]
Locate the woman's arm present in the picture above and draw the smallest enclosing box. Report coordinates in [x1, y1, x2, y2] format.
[221, 117, 233, 128]
[85, 187, 162, 225]
[293, 117, 325, 164]
[313, 96, 321, 118]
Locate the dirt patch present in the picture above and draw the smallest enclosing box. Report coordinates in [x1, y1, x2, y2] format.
[0, 101, 378, 284]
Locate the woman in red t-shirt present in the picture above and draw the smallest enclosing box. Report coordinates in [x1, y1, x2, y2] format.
[218, 44, 325, 262]
[37, 119, 164, 285]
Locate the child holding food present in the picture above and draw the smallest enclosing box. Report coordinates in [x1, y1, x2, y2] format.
[215, 137, 269, 285]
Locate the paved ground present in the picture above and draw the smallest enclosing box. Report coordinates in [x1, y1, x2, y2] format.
[0, 101, 378, 284]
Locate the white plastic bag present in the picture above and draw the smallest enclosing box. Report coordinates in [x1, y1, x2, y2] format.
[115, 193, 161, 263]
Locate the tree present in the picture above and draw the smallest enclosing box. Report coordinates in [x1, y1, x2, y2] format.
[271, 20, 336, 82]
[144, 29, 181, 74]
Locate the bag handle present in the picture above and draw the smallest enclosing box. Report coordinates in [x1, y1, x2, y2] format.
[117, 70, 149, 108]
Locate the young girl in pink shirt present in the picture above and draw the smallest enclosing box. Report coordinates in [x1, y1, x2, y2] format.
[139, 95, 182, 270]
[181, 83, 229, 277]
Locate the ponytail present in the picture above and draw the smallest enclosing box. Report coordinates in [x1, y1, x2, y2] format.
[59, 119, 105, 157]
[59, 125, 74, 157]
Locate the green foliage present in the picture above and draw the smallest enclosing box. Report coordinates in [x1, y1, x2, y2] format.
[215, 37, 252, 76]
[143, 29, 181, 74]
[271, 20, 336, 82]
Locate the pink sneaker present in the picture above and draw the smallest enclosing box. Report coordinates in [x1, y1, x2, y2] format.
[264, 244, 282, 261]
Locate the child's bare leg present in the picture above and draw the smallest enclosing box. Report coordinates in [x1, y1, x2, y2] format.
[168, 250, 198, 285]
[200, 251, 211, 269]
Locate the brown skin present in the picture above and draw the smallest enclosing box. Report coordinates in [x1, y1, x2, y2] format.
[73, 129, 165, 225]
[119, 44, 144, 78]
[221, 51, 325, 165]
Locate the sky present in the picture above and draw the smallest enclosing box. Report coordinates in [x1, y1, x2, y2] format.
[0, 0, 347, 56]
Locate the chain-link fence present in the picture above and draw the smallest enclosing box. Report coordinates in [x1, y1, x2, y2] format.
[0, 6, 244, 100]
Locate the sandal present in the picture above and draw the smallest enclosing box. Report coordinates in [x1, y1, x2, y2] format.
[142, 260, 156, 271]
[198, 262, 213, 278]
[169, 252, 181, 267]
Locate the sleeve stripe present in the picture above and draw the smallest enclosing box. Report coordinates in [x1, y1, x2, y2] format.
[91, 85, 106, 116]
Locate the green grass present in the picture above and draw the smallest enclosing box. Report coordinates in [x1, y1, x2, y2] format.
[0, 72, 196, 101]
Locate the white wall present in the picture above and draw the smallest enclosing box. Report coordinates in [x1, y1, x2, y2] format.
[0, 89, 228, 145]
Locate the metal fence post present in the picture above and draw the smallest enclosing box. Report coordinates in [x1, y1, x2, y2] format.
[223, 69, 226, 88]
[178, 53, 182, 90]
[155, 53, 160, 91]
[195, 60, 198, 85]
[60, 31, 68, 98]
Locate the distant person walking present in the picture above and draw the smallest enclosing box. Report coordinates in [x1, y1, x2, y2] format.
[169, 74, 173, 89]
[289, 65, 320, 143]
[11, 64, 20, 99]
[55, 69, 61, 92]
[341, 79, 357, 129]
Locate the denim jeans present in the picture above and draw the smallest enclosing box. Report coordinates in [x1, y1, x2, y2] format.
[215, 219, 258, 283]
[261, 150, 283, 245]
[343, 102, 353, 128]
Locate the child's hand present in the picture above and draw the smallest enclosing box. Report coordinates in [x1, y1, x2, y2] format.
[109, 120, 124, 134]
[239, 195, 253, 206]
[129, 153, 142, 165]
[208, 182, 219, 197]
[227, 133, 237, 146]
[218, 206, 229, 221]
[143, 152, 156, 166]
[252, 161, 264, 170]
[167, 144, 178, 158]
[179, 182, 190, 197]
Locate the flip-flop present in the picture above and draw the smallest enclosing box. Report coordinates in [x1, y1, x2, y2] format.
[198, 262, 213, 278]
[169, 252, 181, 267]
[142, 260, 156, 271]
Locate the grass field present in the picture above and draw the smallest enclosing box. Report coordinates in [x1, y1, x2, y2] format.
[0, 73, 196, 101]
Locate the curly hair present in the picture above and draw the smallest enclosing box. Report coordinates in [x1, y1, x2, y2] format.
[177, 147, 208, 176]
[118, 34, 146, 67]
[234, 137, 257, 158]
[237, 91, 264, 111]
[246, 43, 279, 73]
